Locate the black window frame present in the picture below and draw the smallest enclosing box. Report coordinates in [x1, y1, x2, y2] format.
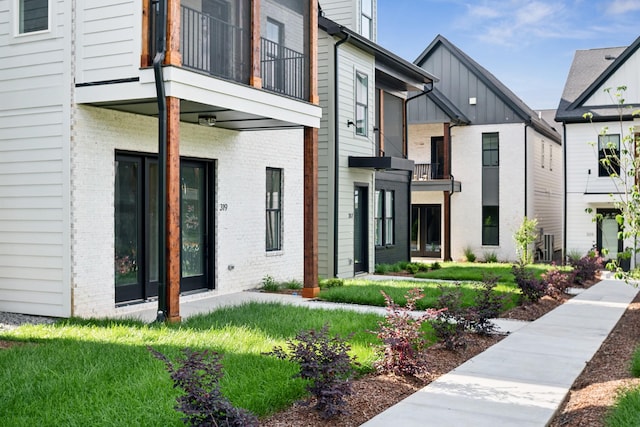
[266, 167, 283, 251]
[598, 134, 621, 177]
[482, 206, 499, 246]
[482, 132, 499, 167]
[375, 189, 395, 247]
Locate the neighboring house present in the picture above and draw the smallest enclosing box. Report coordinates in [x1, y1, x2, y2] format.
[0, 0, 321, 318]
[408, 35, 562, 262]
[316, 3, 437, 278]
[556, 36, 640, 269]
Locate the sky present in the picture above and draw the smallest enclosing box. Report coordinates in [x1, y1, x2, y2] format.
[376, 0, 640, 110]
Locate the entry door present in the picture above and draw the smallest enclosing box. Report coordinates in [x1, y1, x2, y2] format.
[597, 209, 622, 263]
[115, 155, 214, 304]
[180, 162, 211, 292]
[411, 205, 441, 257]
[354, 186, 369, 274]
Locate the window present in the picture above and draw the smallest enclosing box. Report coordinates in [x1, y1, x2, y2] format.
[266, 168, 282, 251]
[482, 206, 499, 246]
[598, 134, 620, 176]
[263, 18, 285, 92]
[549, 145, 553, 171]
[482, 132, 499, 166]
[375, 190, 394, 246]
[541, 143, 545, 168]
[360, 0, 372, 39]
[19, 0, 48, 34]
[356, 72, 368, 136]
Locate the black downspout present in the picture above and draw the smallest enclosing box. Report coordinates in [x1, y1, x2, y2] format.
[152, 0, 167, 322]
[404, 84, 434, 262]
[524, 124, 529, 217]
[562, 123, 567, 264]
[332, 34, 350, 277]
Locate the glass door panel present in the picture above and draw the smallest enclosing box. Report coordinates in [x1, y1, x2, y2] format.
[181, 162, 208, 292]
[114, 157, 143, 302]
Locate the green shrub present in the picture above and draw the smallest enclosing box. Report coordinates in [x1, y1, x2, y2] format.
[483, 251, 498, 263]
[416, 262, 431, 272]
[321, 278, 344, 289]
[405, 263, 420, 275]
[282, 279, 302, 290]
[431, 262, 441, 270]
[374, 263, 391, 274]
[261, 275, 280, 292]
[397, 261, 411, 271]
[463, 247, 477, 262]
[630, 346, 640, 378]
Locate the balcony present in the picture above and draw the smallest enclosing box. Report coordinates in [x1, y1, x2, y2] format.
[413, 163, 442, 181]
[178, 4, 308, 101]
[412, 163, 462, 193]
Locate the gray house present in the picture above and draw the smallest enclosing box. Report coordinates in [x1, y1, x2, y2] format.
[317, 3, 437, 277]
[408, 35, 562, 262]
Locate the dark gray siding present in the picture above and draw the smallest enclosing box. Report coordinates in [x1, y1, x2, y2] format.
[413, 45, 521, 125]
[375, 171, 411, 265]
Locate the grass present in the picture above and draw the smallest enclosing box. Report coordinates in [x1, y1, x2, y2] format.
[318, 278, 519, 312]
[606, 387, 640, 427]
[413, 262, 553, 282]
[0, 303, 383, 425]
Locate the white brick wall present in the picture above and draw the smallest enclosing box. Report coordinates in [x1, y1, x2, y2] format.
[71, 105, 304, 317]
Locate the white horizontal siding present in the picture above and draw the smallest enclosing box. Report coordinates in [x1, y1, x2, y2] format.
[76, 1, 140, 83]
[0, 0, 71, 317]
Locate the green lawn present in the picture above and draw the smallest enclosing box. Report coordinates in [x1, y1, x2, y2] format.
[0, 303, 383, 426]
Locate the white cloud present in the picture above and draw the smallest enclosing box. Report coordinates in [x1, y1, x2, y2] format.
[607, 0, 640, 15]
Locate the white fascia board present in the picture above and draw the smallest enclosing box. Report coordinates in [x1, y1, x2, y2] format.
[165, 67, 322, 128]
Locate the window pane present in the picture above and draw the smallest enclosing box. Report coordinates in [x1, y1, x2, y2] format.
[20, 0, 48, 33]
[148, 162, 159, 282]
[598, 134, 620, 176]
[482, 206, 499, 246]
[356, 73, 368, 103]
[361, 15, 371, 39]
[266, 168, 282, 251]
[181, 165, 206, 278]
[115, 160, 139, 287]
[361, 0, 372, 16]
[375, 191, 382, 246]
[385, 191, 394, 244]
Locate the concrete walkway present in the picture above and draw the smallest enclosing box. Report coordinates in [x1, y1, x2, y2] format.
[362, 278, 639, 426]
[119, 277, 638, 426]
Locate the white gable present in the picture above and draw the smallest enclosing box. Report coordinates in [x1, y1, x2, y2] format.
[584, 50, 640, 106]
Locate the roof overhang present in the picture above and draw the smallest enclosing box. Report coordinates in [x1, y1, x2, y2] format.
[348, 156, 414, 171]
[75, 67, 322, 131]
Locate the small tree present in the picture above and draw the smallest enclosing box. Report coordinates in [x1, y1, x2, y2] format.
[584, 86, 640, 277]
[514, 217, 538, 265]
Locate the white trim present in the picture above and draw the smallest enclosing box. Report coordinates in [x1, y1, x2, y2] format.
[11, 0, 54, 41]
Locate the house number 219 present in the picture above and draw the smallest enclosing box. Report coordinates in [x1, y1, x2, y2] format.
[219, 203, 228, 211]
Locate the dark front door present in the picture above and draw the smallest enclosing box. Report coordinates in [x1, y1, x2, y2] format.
[180, 161, 212, 292]
[354, 186, 369, 274]
[411, 204, 441, 258]
[114, 154, 214, 304]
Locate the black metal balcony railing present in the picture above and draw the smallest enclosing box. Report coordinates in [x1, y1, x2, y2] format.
[150, 5, 308, 101]
[413, 163, 443, 181]
[181, 6, 249, 83]
[260, 37, 307, 100]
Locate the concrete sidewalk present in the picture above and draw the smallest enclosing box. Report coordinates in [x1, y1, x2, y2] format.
[362, 278, 639, 427]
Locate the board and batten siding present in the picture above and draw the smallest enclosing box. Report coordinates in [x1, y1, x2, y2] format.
[75, 1, 141, 84]
[417, 46, 521, 125]
[528, 127, 562, 252]
[0, 0, 72, 316]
